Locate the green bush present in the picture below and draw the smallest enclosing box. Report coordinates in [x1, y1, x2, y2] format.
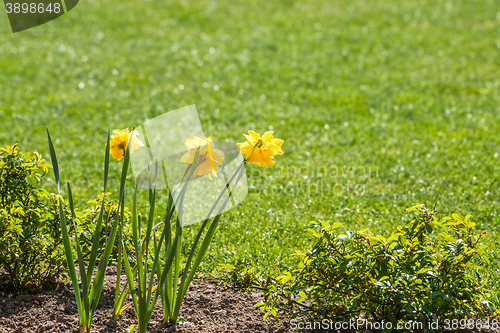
[259, 205, 499, 330]
[0, 144, 69, 291]
[0, 145, 132, 292]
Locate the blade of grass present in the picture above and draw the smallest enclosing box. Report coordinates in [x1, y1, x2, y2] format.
[162, 184, 174, 320]
[86, 131, 110, 283]
[122, 241, 140, 316]
[67, 183, 91, 322]
[47, 128, 85, 330]
[146, 160, 159, 312]
[112, 226, 125, 320]
[89, 129, 132, 320]
[172, 216, 182, 315]
[90, 185, 124, 320]
[151, 149, 201, 318]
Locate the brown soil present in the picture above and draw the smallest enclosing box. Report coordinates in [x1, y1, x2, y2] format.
[0, 267, 286, 333]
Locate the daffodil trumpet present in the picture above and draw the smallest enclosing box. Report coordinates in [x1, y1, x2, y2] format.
[237, 130, 284, 167]
[180, 136, 224, 180]
[109, 128, 144, 161]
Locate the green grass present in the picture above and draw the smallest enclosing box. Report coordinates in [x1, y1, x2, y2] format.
[1, 0, 500, 290]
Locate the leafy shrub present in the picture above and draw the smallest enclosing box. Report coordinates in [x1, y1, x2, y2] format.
[0, 144, 69, 291]
[222, 257, 267, 290]
[259, 205, 499, 330]
[0, 144, 133, 292]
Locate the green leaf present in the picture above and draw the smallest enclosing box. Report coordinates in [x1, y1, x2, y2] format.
[86, 131, 110, 283]
[277, 274, 292, 284]
[47, 129, 84, 327]
[330, 222, 342, 229]
[263, 310, 271, 321]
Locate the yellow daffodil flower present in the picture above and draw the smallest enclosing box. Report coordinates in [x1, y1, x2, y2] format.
[237, 130, 284, 167]
[110, 128, 144, 161]
[180, 136, 225, 180]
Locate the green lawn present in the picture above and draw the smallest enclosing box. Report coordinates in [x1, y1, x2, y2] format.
[1, 0, 500, 289]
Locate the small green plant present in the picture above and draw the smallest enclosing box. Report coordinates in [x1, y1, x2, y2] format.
[221, 258, 266, 290]
[0, 144, 70, 291]
[258, 205, 499, 330]
[47, 129, 128, 333]
[124, 324, 135, 333]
